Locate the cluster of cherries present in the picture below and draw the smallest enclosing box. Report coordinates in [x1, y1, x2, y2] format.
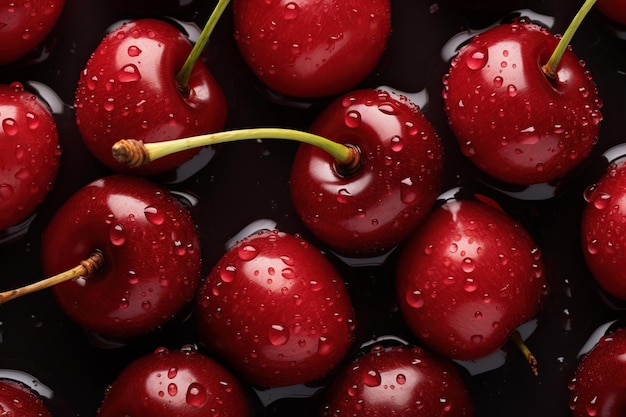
[0, 0, 625, 416]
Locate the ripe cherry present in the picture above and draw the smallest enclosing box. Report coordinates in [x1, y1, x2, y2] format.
[0, 378, 52, 417]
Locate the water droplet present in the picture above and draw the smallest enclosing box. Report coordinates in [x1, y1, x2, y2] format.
[396, 374, 406, 385]
[461, 258, 475, 273]
[593, 192, 611, 210]
[363, 369, 382, 387]
[238, 245, 258, 261]
[127, 45, 142, 57]
[507, 85, 518, 97]
[25, 112, 39, 130]
[0, 184, 15, 200]
[586, 396, 598, 416]
[15, 168, 30, 181]
[317, 336, 332, 355]
[144, 206, 164, 225]
[168, 367, 178, 379]
[117, 64, 141, 83]
[281, 268, 296, 279]
[168, 383, 178, 396]
[466, 49, 488, 70]
[268, 324, 289, 346]
[142, 300, 152, 310]
[186, 382, 207, 407]
[471, 334, 483, 344]
[493, 76, 503, 88]
[337, 188, 351, 204]
[344, 110, 361, 128]
[2, 118, 18, 136]
[464, 278, 477, 292]
[400, 177, 417, 204]
[283, 2, 299, 19]
[220, 265, 237, 282]
[390, 135, 404, 152]
[109, 224, 126, 246]
[406, 289, 425, 308]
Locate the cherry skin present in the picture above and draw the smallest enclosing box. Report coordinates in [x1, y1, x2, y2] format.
[196, 229, 356, 388]
[74, 18, 227, 176]
[443, 22, 602, 185]
[596, 0, 626, 25]
[569, 327, 626, 416]
[581, 159, 626, 300]
[0, 0, 65, 65]
[0, 82, 60, 232]
[39, 175, 202, 340]
[320, 344, 474, 417]
[232, 0, 391, 98]
[290, 88, 444, 257]
[396, 196, 547, 361]
[97, 345, 252, 417]
[0, 379, 52, 417]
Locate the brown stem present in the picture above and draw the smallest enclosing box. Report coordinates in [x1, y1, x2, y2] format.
[511, 330, 538, 376]
[0, 251, 105, 305]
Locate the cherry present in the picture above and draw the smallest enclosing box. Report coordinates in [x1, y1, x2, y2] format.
[581, 158, 626, 301]
[74, 16, 227, 176]
[0, 378, 52, 417]
[0, 175, 202, 340]
[290, 88, 444, 257]
[320, 343, 474, 416]
[596, 0, 626, 25]
[443, 1, 603, 185]
[569, 326, 626, 416]
[97, 345, 252, 417]
[195, 229, 356, 388]
[112, 88, 444, 257]
[0, 82, 61, 232]
[0, 0, 65, 65]
[232, 0, 391, 98]
[395, 193, 548, 364]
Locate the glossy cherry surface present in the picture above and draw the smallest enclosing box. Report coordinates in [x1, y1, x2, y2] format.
[40, 175, 202, 340]
[97, 345, 252, 417]
[196, 229, 356, 387]
[320, 344, 474, 416]
[232, 0, 391, 97]
[0, 0, 65, 65]
[569, 326, 626, 417]
[0, 82, 60, 231]
[581, 159, 626, 301]
[443, 22, 603, 185]
[290, 88, 444, 257]
[74, 18, 227, 176]
[0, 378, 52, 417]
[396, 197, 548, 360]
[596, 0, 626, 25]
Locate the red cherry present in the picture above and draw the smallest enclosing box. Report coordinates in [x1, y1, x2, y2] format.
[320, 344, 474, 417]
[0, 0, 65, 65]
[569, 326, 626, 417]
[596, 0, 626, 25]
[396, 196, 548, 361]
[232, 0, 391, 97]
[581, 159, 626, 300]
[0, 378, 52, 417]
[443, 21, 602, 185]
[0, 82, 61, 231]
[290, 88, 444, 257]
[196, 229, 356, 387]
[97, 345, 252, 417]
[35, 175, 202, 340]
[74, 18, 227, 176]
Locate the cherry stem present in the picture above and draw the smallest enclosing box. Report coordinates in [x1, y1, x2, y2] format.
[511, 330, 539, 376]
[112, 128, 362, 173]
[0, 251, 105, 305]
[542, 0, 597, 79]
[175, 0, 231, 90]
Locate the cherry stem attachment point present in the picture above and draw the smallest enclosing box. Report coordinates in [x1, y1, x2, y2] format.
[0, 251, 105, 305]
[112, 128, 361, 173]
[511, 330, 539, 376]
[176, 0, 231, 90]
[542, 0, 597, 79]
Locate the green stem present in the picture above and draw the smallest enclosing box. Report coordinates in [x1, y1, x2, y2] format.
[175, 0, 231, 90]
[112, 128, 360, 172]
[542, 0, 598, 78]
